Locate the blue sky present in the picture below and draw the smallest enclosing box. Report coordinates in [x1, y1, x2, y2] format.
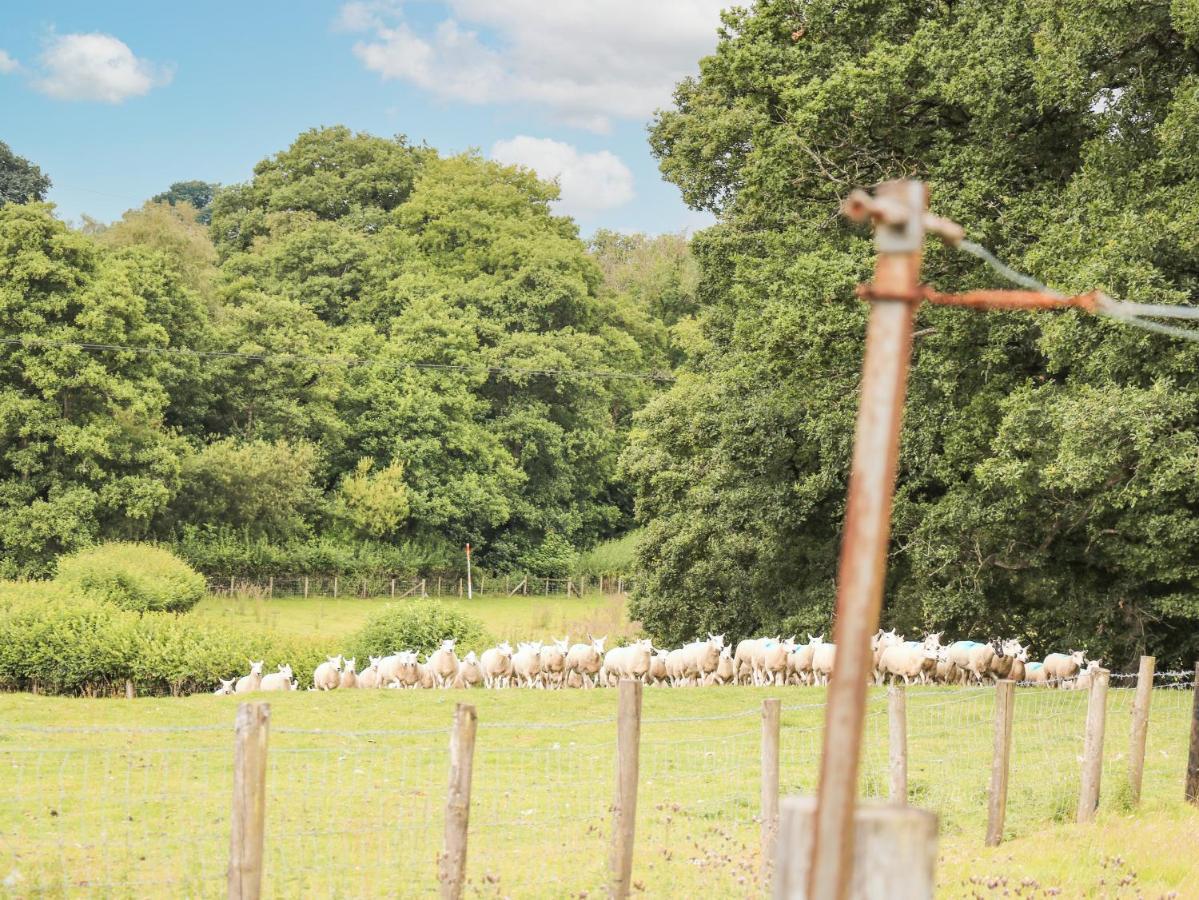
[0, 1, 725, 235]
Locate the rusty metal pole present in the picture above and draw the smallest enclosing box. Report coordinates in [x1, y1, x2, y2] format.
[806, 180, 926, 900]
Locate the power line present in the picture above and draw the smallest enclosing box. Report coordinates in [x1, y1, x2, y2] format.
[0, 336, 676, 383]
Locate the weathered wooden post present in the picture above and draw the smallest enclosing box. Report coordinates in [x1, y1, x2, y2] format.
[985, 680, 1015, 846]
[1077, 668, 1110, 823]
[303, 576, 309, 599]
[762, 698, 782, 877]
[228, 702, 270, 900]
[774, 799, 937, 899]
[333, 575, 338, 598]
[1128, 655, 1155, 805]
[1186, 662, 1199, 805]
[440, 703, 478, 900]
[608, 679, 643, 899]
[267, 575, 273, 598]
[887, 685, 907, 803]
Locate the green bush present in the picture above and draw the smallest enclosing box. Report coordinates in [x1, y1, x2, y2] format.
[575, 530, 641, 577]
[351, 601, 489, 660]
[0, 581, 329, 696]
[55, 542, 207, 613]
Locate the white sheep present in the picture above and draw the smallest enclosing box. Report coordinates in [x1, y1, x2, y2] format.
[565, 636, 605, 688]
[377, 653, 405, 687]
[811, 639, 836, 685]
[706, 646, 736, 685]
[757, 638, 793, 687]
[649, 649, 669, 686]
[259, 664, 294, 692]
[480, 642, 514, 689]
[539, 637, 569, 689]
[512, 642, 544, 688]
[356, 656, 383, 689]
[1024, 661, 1049, 685]
[790, 635, 822, 686]
[428, 639, 460, 688]
[1042, 650, 1086, 687]
[313, 655, 343, 691]
[947, 641, 996, 684]
[1071, 659, 1105, 691]
[871, 629, 902, 684]
[339, 658, 358, 689]
[454, 651, 483, 688]
[602, 639, 652, 685]
[235, 660, 264, 694]
[879, 641, 938, 686]
[212, 678, 235, 696]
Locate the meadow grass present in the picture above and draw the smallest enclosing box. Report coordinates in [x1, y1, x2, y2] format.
[0, 682, 1194, 898]
[191, 591, 637, 646]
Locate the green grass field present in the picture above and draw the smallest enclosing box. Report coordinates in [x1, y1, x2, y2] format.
[1, 681, 1195, 898]
[191, 591, 637, 646]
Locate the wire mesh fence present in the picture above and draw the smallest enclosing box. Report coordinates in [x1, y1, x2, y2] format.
[205, 574, 634, 600]
[0, 671, 1194, 897]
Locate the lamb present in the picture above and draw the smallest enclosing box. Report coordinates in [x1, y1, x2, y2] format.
[934, 647, 962, 685]
[259, 664, 294, 692]
[339, 658, 358, 689]
[988, 639, 1024, 681]
[356, 656, 383, 689]
[565, 635, 605, 689]
[1006, 644, 1029, 684]
[313, 655, 343, 691]
[790, 635, 822, 686]
[684, 634, 725, 684]
[377, 653, 405, 687]
[213, 678, 235, 696]
[480, 642, 514, 689]
[664, 647, 691, 686]
[734, 638, 767, 686]
[512, 642, 543, 688]
[1042, 650, 1086, 687]
[398, 652, 422, 688]
[235, 660, 264, 694]
[417, 659, 435, 690]
[429, 639, 460, 688]
[812, 639, 836, 685]
[454, 651, 482, 688]
[1071, 659, 1105, 691]
[539, 637, 569, 689]
[947, 641, 996, 684]
[706, 646, 736, 686]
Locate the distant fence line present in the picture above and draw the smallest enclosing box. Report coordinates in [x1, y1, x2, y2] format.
[206, 573, 634, 599]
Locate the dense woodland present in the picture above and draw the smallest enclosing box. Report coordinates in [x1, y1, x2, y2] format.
[4, 0, 1199, 668]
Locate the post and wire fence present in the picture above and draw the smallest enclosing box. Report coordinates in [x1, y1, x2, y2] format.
[1, 665, 1196, 898]
[205, 573, 635, 600]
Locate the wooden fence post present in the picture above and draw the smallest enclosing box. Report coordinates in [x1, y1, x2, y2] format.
[437, 576, 442, 596]
[773, 798, 937, 899]
[230, 575, 236, 596]
[887, 685, 907, 803]
[228, 702, 270, 900]
[303, 576, 308, 599]
[761, 698, 782, 879]
[333, 575, 338, 599]
[458, 578, 463, 597]
[1076, 668, 1110, 823]
[390, 578, 396, 599]
[1186, 662, 1199, 805]
[440, 703, 478, 900]
[124, 679, 135, 700]
[421, 578, 427, 597]
[608, 679, 643, 900]
[1128, 655, 1155, 806]
[985, 680, 1015, 846]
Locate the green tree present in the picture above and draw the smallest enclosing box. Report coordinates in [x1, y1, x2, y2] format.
[336, 458, 411, 538]
[150, 180, 219, 224]
[629, 0, 1199, 667]
[0, 204, 187, 575]
[0, 141, 51, 207]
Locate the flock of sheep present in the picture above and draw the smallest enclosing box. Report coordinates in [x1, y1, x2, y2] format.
[212, 631, 1103, 694]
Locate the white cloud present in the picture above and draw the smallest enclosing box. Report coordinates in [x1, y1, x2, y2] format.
[342, 0, 727, 132]
[491, 135, 635, 219]
[0, 50, 18, 74]
[34, 33, 171, 103]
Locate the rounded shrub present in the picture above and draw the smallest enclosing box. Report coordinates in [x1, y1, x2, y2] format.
[55, 542, 207, 613]
[351, 601, 488, 660]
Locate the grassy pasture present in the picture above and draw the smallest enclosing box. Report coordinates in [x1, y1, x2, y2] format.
[191, 590, 637, 647]
[0, 683, 1195, 898]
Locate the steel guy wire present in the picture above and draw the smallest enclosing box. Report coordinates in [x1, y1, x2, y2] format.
[957, 239, 1199, 342]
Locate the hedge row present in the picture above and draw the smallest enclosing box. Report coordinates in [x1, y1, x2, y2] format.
[0, 583, 329, 697]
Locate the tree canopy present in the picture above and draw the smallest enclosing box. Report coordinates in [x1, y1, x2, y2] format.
[0, 127, 680, 578]
[626, 0, 1199, 668]
[0, 141, 51, 207]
